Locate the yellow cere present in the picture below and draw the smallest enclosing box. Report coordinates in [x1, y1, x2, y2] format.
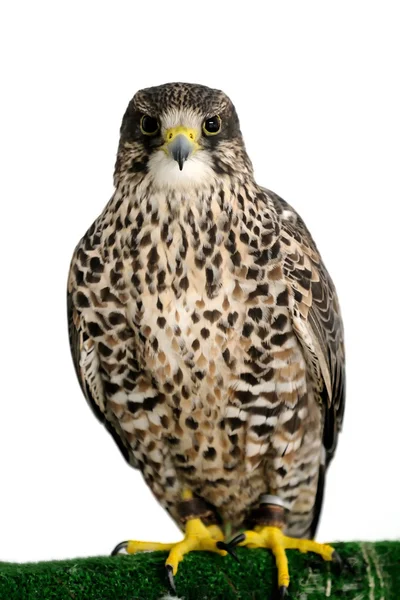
[161, 126, 201, 154]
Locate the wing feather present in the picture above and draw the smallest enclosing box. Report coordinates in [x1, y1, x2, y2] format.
[67, 288, 134, 466]
[267, 190, 345, 535]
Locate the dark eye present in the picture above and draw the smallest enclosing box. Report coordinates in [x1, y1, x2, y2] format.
[140, 115, 159, 136]
[203, 115, 221, 136]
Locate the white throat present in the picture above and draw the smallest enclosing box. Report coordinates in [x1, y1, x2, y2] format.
[148, 149, 217, 192]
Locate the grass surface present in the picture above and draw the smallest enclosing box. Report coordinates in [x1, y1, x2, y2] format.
[0, 542, 398, 599]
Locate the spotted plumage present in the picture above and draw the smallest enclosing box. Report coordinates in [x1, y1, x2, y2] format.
[68, 82, 345, 543]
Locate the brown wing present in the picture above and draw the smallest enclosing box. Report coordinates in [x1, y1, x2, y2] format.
[267, 190, 345, 534]
[67, 287, 134, 466]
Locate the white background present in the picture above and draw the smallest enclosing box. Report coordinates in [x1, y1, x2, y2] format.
[0, 2, 399, 563]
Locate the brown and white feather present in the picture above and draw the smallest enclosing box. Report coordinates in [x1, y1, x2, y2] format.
[68, 83, 345, 538]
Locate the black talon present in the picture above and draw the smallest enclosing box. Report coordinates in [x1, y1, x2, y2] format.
[111, 541, 128, 556]
[269, 584, 288, 600]
[331, 550, 343, 571]
[228, 532, 247, 547]
[166, 564, 176, 593]
[216, 541, 240, 562]
[332, 551, 355, 575]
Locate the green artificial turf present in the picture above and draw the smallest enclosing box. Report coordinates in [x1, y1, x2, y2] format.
[0, 542, 398, 599]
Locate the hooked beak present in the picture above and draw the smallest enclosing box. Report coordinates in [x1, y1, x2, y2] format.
[164, 127, 198, 171]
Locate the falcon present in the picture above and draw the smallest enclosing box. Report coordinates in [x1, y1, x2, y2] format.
[68, 82, 345, 596]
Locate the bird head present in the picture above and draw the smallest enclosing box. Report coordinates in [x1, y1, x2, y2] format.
[115, 82, 253, 190]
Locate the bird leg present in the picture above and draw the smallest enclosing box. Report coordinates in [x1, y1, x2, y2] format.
[227, 495, 337, 597]
[111, 489, 228, 592]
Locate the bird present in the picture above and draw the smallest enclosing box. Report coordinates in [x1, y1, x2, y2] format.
[67, 82, 345, 597]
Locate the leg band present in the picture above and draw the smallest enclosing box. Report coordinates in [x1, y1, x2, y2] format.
[247, 497, 287, 529]
[176, 497, 220, 525]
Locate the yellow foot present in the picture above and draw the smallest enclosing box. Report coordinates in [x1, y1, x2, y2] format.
[112, 521, 227, 592]
[165, 521, 227, 579]
[230, 526, 336, 596]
